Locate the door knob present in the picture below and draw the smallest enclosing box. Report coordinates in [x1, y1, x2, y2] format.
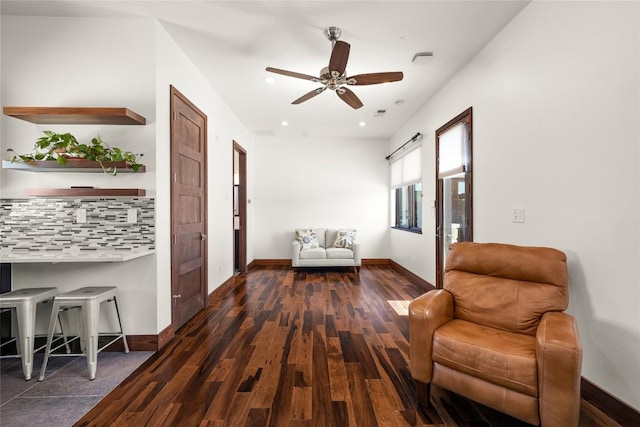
[172, 294, 181, 299]
[201, 233, 208, 241]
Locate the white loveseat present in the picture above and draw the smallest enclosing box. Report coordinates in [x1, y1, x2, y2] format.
[292, 228, 361, 272]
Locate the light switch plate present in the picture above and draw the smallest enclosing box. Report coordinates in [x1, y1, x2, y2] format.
[512, 207, 525, 223]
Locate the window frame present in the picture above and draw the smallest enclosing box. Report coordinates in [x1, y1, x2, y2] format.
[391, 180, 423, 234]
[390, 145, 423, 234]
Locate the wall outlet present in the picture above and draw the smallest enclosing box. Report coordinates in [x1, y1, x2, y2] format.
[76, 208, 86, 224]
[512, 207, 525, 223]
[127, 208, 137, 223]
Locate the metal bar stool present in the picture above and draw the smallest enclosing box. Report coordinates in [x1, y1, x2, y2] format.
[0, 287, 70, 380]
[39, 286, 129, 381]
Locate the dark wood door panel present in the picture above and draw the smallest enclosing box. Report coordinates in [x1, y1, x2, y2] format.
[177, 233, 202, 261]
[179, 155, 202, 187]
[170, 86, 208, 331]
[176, 269, 204, 327]
[179, 258, 203, 277]
[178, 194, 202, 224]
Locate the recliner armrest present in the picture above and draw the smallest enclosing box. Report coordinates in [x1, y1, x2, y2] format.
[536, 311, 583, 427]
[292, 241, 301, 267]
[409, 289, 454, 383]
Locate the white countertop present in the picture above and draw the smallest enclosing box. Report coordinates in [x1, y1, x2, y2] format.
[0, 248, 155, 263]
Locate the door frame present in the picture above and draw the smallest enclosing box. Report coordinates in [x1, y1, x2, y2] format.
[170, 85, 208, 329]
[435, 107, 473, 289]
[233, 141, 247, 273]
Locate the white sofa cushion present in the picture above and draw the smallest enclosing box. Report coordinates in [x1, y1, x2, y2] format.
[326, 247, 354, 259]
[300, 247, 327, 259]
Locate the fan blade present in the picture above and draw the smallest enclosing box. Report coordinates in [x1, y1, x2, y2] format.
[346, 72, 404, 85]
[292, 87, 326, 104]
[337, 88, 363, 109]
[328, 41, 350, 76]
[266, 67, 318, 82]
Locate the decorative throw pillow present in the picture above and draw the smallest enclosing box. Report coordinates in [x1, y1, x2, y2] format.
[295, 228, 319, 250]
[333, 229, 356, 249]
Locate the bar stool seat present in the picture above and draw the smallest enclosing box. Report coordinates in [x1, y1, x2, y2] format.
[39, 286, 129, 381]
[0, 287, 69, 380]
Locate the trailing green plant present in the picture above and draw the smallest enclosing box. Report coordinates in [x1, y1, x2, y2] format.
[7, 131, 143, 175]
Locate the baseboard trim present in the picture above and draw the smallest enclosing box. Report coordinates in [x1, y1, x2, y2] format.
[250, 258, 391, 269]
[157, 324, 175, 351]
[249, 259, 290, 269]
[361, 258, 391, 265]
[102, 335, 156, 352]
[388, 259, 435, 292]
[581, 377, 640, 425]
[209, 275, 236, 304]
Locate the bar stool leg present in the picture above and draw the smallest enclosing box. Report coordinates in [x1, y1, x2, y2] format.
[38, 300, 61, 382]
[14, 300, 36, 380]
[9, 310, 21, 357]
[112, 296, 129, 354]
[84, 299, 100, 380]
[56, 312, 72, 354]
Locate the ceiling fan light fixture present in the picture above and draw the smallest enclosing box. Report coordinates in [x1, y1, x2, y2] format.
[324, 26, 342, 42]
[264, 76, 275, 84]
[358, 121, 366, 127]
[412, 51, 434, 66]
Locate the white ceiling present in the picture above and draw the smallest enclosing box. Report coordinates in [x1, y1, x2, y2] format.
[1, 1, 529, 139]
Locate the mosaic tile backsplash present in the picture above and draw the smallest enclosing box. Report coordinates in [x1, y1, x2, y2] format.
[0, 198, 155, 253]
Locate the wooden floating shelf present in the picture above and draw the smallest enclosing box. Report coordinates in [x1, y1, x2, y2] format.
[24, 188, 146, 197]
[2, 160, 145, 173]
[3, 106, 146, 125]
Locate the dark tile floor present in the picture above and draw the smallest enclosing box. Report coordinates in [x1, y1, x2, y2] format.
[0, 350, 153, 426]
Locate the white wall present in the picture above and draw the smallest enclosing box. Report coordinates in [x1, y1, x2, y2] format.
[390, 1, 640, 409]
[253, 136, 389, 259]
[154, 22, 254, 332]
[0, 16, 158, 334]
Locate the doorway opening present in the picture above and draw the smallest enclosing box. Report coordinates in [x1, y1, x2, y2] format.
[233, 141, 247, 274]
[435, 107, 473, 289]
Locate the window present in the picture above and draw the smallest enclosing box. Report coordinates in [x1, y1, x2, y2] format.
[390, 146, 422, 232]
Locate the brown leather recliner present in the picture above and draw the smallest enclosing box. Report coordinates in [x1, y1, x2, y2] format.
[409, 242, 583, 426]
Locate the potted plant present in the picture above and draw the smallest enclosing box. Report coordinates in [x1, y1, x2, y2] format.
[7, 131, 143, 174]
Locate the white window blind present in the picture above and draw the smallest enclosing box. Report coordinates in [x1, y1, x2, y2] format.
[390, 146, 422, 188]
[438, 122, 467, 178]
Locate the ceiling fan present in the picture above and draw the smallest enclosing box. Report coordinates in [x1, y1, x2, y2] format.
[266, 27, 403, 110]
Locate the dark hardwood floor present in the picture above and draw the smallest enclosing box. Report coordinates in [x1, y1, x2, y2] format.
[76, 265, 622, 426]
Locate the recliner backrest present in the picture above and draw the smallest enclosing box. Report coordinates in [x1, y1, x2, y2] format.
[444, 242, 568, 336]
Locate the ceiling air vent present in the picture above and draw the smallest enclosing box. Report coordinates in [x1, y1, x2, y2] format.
[374, 109, 387, 117]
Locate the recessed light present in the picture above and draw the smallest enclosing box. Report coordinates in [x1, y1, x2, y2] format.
[264, 77, 275, 84]
[280, 121, 288, 126]
[395, 99, 405, 106]
[358, 121, 366, 127]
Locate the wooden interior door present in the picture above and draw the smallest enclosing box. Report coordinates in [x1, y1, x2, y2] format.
[170, 86, 208, 330]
